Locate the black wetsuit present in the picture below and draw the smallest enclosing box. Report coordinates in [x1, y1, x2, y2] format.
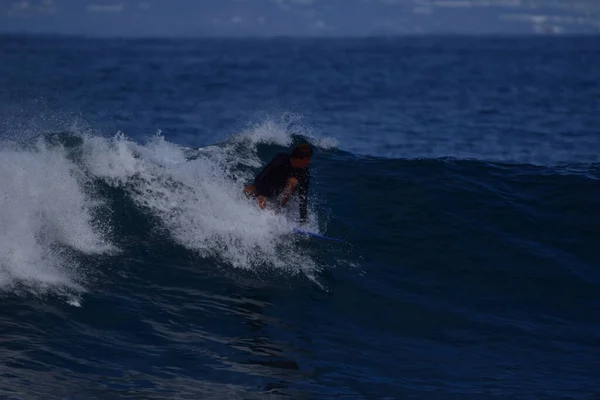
[253, 152, 310, 222]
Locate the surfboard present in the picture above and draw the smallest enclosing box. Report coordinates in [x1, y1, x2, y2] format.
[293, 227, 345, 243]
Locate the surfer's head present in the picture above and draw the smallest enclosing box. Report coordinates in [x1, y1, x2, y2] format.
[290, 143, 313, 168]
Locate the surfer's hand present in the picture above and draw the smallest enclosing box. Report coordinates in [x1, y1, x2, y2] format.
[258, 196, 267, 209]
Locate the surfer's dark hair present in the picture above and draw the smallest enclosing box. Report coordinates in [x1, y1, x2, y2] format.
[291, 143, 313, 159]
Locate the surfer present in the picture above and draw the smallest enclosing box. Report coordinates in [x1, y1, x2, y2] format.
[244, 143, 312, 223]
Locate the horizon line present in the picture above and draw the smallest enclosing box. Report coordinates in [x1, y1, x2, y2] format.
[2, 31, 600, 41]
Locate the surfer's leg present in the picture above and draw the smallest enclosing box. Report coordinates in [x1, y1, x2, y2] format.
[279, 177, 298, 207]
[285, 177, 298, 194]
[243, 184, 257, 197]
[244, 184, 268, 209]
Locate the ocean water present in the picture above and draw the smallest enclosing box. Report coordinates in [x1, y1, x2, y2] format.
[1, 34, 599, 399]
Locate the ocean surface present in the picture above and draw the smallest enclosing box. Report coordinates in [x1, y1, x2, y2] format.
[1, 34, 599, 399]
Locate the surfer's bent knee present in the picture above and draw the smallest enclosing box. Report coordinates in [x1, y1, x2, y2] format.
[287, 177, 298, 191]
[244, 184, 257, 197]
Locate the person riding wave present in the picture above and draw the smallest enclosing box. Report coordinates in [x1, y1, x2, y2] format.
[244, 143, 312, 224]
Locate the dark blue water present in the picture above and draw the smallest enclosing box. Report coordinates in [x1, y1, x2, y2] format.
[1, 34, 599, 399]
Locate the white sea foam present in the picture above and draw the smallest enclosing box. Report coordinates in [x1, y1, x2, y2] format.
[231, 115, 339, 151]
[0, 138, 114, 297]
[82, 130, 327, 280]
[0, 115, 338, 296]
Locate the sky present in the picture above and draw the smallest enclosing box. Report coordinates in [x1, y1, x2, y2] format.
[1, 0, 599, 37]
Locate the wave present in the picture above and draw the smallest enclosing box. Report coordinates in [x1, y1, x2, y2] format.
[0, 136, 114, 301]
[0, 123, 345, 301]
[1, 120, 598, 304]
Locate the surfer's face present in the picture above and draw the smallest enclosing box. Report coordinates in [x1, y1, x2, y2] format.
[291, 157, 311, 169]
